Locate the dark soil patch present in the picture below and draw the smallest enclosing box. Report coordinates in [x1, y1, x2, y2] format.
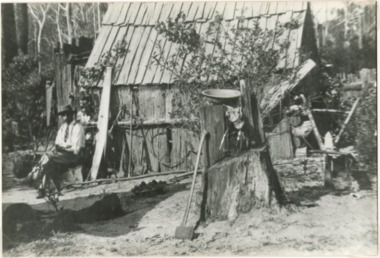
[3, 193, 125, 251]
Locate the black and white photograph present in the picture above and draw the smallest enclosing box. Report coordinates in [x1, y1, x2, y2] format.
[1, 1, 377, 256]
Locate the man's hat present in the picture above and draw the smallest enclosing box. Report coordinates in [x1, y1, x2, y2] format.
[58, 105, 75, 115]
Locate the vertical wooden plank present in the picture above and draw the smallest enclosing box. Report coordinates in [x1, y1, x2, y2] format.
[165, 87, 173, 119]
[125, 128, 144, 176]
[267, 118, 294, 161]
[169, 127, 201, 171]
[90, 67, 113, 180]
[200, 105, 226, 167]
[170, 128, 185, 170]
[134, 87, 168, 172]
[46, 82, 53, 126]
[144, 127, 169, 172]
[66, 64, 73, 105]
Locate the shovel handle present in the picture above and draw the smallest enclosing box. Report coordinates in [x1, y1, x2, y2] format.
[182, 130, 208, 226]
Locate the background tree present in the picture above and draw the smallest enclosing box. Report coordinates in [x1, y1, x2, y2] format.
[14, 3, 28, 55]
[28, 3, 50, 73]
[319, 2, 376, 74]
[2, 3, 18, 66]
[2, 3, 108, 152]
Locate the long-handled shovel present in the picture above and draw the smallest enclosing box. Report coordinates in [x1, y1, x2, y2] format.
[174, 130, 208, 240]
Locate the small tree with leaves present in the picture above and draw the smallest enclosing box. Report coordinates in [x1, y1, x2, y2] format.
[152, 12, 293, 133]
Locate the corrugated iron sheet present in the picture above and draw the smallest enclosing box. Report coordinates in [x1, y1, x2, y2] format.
[81, 2, 309, 87]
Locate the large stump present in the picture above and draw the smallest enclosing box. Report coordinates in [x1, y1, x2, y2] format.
[201, 147, 286, 221]
[199, 79, 287, 222]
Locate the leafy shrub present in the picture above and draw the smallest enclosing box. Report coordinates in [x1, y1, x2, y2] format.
[353, 84, 377, 169]
[2, 54, 54, 151]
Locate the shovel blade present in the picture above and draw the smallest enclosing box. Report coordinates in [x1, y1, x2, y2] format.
[174, 226, 194, 240]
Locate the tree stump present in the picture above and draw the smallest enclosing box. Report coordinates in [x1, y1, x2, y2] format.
[201, 147, 286, 221]
[199, 80, 287, 223]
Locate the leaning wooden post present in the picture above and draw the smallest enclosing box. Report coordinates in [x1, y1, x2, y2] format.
[45, 81, 53, 126]
[300, 95, 335, 188]
[300, 94, 324, 150]
[334, 98, 360, 145]
[128, 87, 134, 178]
[89, 67, 113, 180]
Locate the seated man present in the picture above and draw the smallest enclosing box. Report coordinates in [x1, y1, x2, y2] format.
[37, 105, 85, 198]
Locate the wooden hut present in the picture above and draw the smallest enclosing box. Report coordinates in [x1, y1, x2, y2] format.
[78, 2, 322, 176]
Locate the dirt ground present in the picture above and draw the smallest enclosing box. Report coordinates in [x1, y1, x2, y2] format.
[2, 153, 378, 256]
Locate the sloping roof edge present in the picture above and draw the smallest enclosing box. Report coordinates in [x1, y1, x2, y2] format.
[260, 59, 317, 117]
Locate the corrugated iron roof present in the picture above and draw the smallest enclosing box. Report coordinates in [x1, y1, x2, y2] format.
[81, 2, 309, 87]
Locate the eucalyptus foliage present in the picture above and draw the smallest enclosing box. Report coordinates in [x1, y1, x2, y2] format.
[152, 12, 293, 132]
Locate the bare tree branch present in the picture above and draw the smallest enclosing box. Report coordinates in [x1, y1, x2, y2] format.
[28, 5, 42, 26]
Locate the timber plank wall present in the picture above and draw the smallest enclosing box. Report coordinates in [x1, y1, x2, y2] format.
[108, 85, 201, 176]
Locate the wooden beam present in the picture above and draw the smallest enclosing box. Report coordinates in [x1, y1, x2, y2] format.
[85, 118, 198, 128]
[45, 81, 54, 126]
[89, 67, 113, 180]
[311, 109, 349, 114]
[334, 98, 360, 145]
[64, 169, 203, 188]
[343, 81, 362, 91]
[300, 94, 324, 150]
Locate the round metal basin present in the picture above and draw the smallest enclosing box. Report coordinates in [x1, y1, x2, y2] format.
[201, 89, 241, 100]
